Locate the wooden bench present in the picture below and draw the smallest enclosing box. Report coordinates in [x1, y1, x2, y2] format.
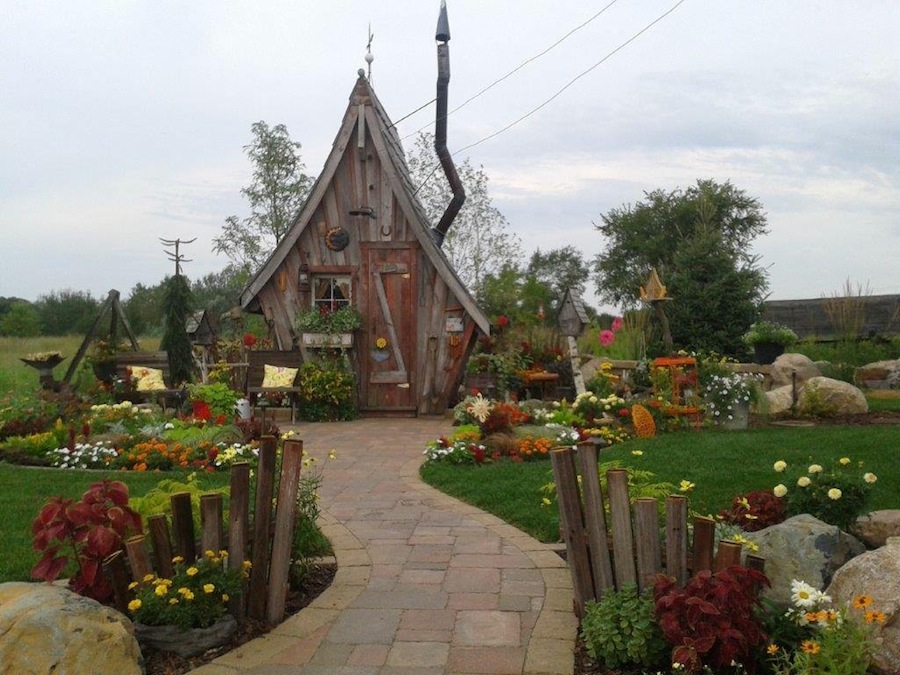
[246, 350, 304, 423]
[114, 351, 184, 410]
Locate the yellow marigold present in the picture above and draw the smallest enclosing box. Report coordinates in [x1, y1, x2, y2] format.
[631, 404, 656, 438]
[127, 581, 139, 590]
[186, 567, 198, 576]
[766, 644, 779, 656]
[127, 599, 142, 612]
[801, 640, 821, 655]
[203, 583, 215, 594]
[172, 556, 184, 564]
[154, 584, 168, 597]
[222, 593, 230, 602]
[143, 573, 155, 582]
[169, 597, 179, 605]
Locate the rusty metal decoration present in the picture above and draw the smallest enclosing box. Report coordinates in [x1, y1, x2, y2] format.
[324, 227, 350, 251]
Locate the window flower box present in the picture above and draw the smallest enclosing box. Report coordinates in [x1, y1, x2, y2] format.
[301, 332, 354, 348]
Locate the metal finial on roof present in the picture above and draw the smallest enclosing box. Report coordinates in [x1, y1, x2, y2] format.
[435, 0, 450, 42]
[365, 24, 375, 80]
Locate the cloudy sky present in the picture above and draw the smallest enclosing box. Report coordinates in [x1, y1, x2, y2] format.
[2, 1, 898, 312]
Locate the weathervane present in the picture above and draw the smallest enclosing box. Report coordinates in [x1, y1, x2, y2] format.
[365, 23, 375, 81]
[159, 237, 196, 277]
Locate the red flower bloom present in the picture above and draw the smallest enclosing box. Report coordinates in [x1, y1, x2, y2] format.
[611, 316, 624, 332]
[242, 333, 257, 348]
[599, 329, 615, 347]
[496, 315, 509, 328]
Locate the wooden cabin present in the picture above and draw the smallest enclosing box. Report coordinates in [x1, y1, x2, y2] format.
[239, 74, 490, 416]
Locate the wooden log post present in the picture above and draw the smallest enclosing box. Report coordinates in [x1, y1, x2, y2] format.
[665, 495, 688, 587]
[125, 535, 153, 581]
[266, 439, 304, 624]
[147, 515, 175, 579]
[691, 516, 717, 576]
[248, 435, 277, 621]
[714, 540, 743, 571]
[576, 443, 615, 595]
[228, 461, 251, 619]
[170, 492, 196, 564]
[200, 493, 223, 554]
[550, 447, 594, 617]
[745, 553, 766, 573]
[633, 498, 662, 591]
[607, 469, 636, 589]
[103, 550, 132, 614]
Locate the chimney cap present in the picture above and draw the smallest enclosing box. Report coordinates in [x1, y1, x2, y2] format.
[435, 0, 450, 42]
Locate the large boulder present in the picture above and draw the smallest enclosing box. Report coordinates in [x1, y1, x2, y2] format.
[855, 510, 900, 549]
[0, 582, 143, 674]
[764, 384, 795, 415]
[855, 359, 900, 390]
[770, 353, 822, 388]
[747, 514, 865, 604]
[799, 376, 868, 415]
[826, 537, 900, 674]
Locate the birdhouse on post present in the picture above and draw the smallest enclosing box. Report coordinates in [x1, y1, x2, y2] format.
[557, 288, 589, 337]
[557, 288, 590, 395]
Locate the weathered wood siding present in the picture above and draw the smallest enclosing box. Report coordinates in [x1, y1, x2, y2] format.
[763, 294, 900, 341]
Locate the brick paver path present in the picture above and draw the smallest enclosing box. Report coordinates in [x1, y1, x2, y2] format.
[191, 418, 575, 675]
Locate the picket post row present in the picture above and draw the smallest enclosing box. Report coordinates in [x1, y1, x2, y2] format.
[103, 435, 304, 625]
[551, 443, 764, 618]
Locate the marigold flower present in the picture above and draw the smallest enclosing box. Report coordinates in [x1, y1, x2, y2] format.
[242, 560, 252, 571]
[827, 488, 842, 500]
[808, 464, 823, 474]
[203, 583, 215, 594]
[222, 593, 230, 602]
[801, 640, 821, 655]
[797, 476, 812, 487]
[839, 457, 851, 465]
[773, 484, 788, 498]
[773, 460, 787, 472]
[767, 643, 779, 655]
[186, 567, 198, 576]
[128, 581, 139, 590]
[169, 597, 179, 605]
[155, 584, 168, 597]
[864, 472, 878, 484]
[172, 556, 184, 564]
[127, 599, 142, 612]
[143, 573, 155, 582]
[679, 480, 695, 493]
[631, 450, 643, 456]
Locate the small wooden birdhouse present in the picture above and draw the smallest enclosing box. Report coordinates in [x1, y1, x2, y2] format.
[557, 288, 589, 337]
[639, 268, 670, 302]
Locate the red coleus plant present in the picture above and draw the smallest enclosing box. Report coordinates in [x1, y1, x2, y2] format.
[654, 565, 769, 673]
[32, 480, 142, 603]
[718, 489, 787, 532]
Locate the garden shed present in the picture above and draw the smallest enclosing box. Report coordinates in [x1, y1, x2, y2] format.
[238, 73, 490, 416]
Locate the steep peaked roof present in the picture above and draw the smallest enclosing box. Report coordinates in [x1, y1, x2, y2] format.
[239, 74, 490, 334]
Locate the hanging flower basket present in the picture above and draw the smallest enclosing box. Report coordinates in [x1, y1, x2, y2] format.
[134, 615, 237, 658]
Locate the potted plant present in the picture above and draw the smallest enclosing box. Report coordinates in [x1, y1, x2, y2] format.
[186, 382, 241, 422]
[294, 305, 362, 347]
[742, 320, 798, 364]
[701, 371, 763, 430]
[90, 338, 127, 383]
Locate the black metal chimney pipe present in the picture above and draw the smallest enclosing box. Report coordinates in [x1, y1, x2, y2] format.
[431, 0, 465, 247]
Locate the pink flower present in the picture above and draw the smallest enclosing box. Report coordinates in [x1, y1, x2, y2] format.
[611, 316, 623, 332]
[599, 329, 615, 347]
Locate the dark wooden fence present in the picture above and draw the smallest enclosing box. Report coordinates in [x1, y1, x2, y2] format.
[104, 436, 304, 625]
[551, 444, 764, 617]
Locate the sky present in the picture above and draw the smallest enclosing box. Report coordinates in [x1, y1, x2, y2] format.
[2, 1, 898, 313]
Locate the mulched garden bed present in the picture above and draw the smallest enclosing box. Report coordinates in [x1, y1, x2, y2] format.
[142, 562, 335, 675]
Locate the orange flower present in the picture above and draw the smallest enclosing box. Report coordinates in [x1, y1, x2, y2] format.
[865, 610, 886, 624]
[766, 644, 779, 656]
[801, 640, 821, 655]
[631, 404, 656, 438]
[853, 595, 873, 609]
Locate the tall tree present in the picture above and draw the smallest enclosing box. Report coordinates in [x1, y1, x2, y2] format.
[525, 246, 591, 318]
[407, 132, 523, 294]
[159, 275, 195, 385]
[0, 301, 40, 337]
[593, 179, 769, 355]
[214, 121, 314, 272]
[36, 289, 100, 336]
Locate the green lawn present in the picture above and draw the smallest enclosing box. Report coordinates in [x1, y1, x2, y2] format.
[420, 425, 899, 543]
[0, 465, 229, 582]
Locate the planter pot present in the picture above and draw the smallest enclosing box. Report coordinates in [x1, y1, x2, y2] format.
[92, 361, 118, 384]
[718, 401, 750, 430]
[752, 342, 785, 365]
[465, 373, 498, 397]
[135, 615, 237, 657]
[302, 332, 353, 348]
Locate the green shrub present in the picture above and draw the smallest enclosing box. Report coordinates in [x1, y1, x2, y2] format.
[581, 583, 667, 669]
[296, 358, 357, 422]
[129, 478, 229, 534]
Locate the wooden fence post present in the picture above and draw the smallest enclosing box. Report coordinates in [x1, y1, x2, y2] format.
[200, 493, 223, 554]
[550, 447, 594, 617]
[665, 495, 688, 586]
[147, 515, 174, 579]
[228, 461, 251, 620]
[691, 516, 716, 575]
[248, 435, 277, 620]
[576, 443, 615, 595]
[170, 492, 196, 564]
[103, 550, 131, 614]
[125, 535, 153, 581]
[634, 498, 662, 591]
[714, 540, 743, 571]
[266, 439, 304, 624]
[607, 469, 636, 589]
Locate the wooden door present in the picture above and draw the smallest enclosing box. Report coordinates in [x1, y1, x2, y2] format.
[360, 244, 416, 413]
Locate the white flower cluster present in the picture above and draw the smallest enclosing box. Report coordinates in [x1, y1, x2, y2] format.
[213, 443, 259, 467]
[48, 441, 118, 469]
[422, 439, 486, 463]
[703, 372, 760, 420]
[544, 423, 580, 448]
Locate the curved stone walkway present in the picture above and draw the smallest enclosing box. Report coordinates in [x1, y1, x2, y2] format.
[192, 418, 575, 675]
